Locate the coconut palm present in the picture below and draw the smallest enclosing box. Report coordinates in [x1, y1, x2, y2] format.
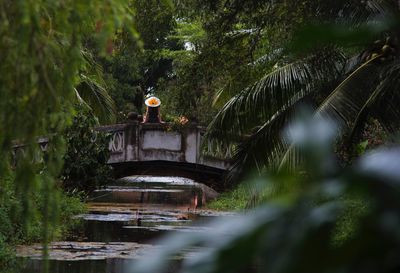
[75, 50, 116, 124]
[206, 0, 400, 178]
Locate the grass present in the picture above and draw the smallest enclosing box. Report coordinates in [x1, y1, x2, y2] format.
[207, 183, 250, 211]
[332, 195, 370, 246]
[208, 179, 370, 250]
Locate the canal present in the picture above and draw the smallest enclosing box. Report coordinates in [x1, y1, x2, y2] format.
[17, 176, 232, 273]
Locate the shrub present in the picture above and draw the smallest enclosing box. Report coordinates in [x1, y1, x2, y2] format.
[61, 107, 113, 193]
[0, 173, 85, 269]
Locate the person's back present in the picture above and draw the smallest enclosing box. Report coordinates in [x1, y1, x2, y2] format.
[146, 106, 160, 123]
[143, 96, 162, 123]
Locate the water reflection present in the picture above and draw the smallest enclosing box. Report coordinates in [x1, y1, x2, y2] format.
[18, 176, 228, 273]
[21, 258, 183, 273]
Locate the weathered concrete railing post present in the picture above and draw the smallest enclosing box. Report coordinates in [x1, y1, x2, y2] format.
[98, 122, 139, 164]
[96, 122, 231, 170]
[97, 122, 233, 190]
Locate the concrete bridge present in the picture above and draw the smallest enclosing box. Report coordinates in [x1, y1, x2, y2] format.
[97, 122, 232, 191]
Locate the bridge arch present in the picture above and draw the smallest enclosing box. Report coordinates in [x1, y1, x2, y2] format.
[97, 122, 232, 191]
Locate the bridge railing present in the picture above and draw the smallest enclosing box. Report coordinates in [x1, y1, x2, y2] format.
[96, 123, 134, 164]
[199, 132, 235, 160]
[96, 122, 232, 170]
[108, 130, 125, 154]
[11, 137, 50, 166]
[12, 122, 233, 171]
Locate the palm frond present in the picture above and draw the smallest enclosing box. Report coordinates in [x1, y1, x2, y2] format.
[247, 48, 284, 67]
[373, 61, 400, 132]
[346, 60, 400, 141]
[206, 50, 345, 143]
[343, 53, 364, 74]
[344, 0, 394, 26]
[212, 49, 284, 109]
[280, 55, 383, 170]
[76, 74, 116, 124]
[74, 49, 116, 124]
[316, 55, 382, 128]
[227, 96, 311, 182]
[366, 0, 396, 18]
[347, 80, 385, 142]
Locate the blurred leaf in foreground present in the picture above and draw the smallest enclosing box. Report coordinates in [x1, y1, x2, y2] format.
[131, 115, 400, 273]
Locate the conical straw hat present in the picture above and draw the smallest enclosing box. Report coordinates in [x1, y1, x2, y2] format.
[145, 96, 161, 107]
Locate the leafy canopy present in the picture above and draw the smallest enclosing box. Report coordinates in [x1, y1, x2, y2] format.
[206, 0, 400, 177]
[0, 0, 134, 266]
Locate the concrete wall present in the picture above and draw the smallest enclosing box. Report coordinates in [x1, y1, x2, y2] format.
[141, 130, 181, 151]
[97, 122, 230, 171]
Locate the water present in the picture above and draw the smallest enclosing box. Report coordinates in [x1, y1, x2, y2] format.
[17, 176, 231, 273]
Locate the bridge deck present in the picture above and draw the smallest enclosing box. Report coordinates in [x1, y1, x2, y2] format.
[97, 122, 232, 184]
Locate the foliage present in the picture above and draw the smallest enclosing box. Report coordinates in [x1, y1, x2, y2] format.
[163, 0, 373, 123]
[160, 0, 355, 123]
[0, 0, 134, 269]
[0, 173, 85, 271]
[0, 175, 17, 270]
[76, 51, 118, 124]
[57, 194, 87, 239]
[206, 0, 400, 178]
[99, 0, 178, 118]
[206, 183, 249, 211]
[102, 0, 280, 124]
[157, 11, 270, 124]
[131, 116, 400, 273]
[61, 107, 113, 193]
[331, 195, 370, 246]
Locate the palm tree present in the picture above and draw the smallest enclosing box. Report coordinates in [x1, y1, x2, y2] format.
[75, 50, 116, 124]
[206, 0, 400, 178]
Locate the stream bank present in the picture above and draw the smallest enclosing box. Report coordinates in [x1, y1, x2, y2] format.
[17, 176, 233, 273]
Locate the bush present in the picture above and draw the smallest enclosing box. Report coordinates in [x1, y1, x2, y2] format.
[0, 173, 86, 270]
[207, 183, 249, 211]
[61, 107, 113, 193]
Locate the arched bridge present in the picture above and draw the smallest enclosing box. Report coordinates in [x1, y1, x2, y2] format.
[97, 122, 232, 191]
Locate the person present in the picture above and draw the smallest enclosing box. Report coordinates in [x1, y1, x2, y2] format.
[142, 96, 163, 123]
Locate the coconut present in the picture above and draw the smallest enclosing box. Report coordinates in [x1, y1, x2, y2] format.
[382, 45, 391, 55]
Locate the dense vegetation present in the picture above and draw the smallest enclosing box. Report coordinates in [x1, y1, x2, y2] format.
[1, 0, 400, 273]
[130, 1, 400, 272]
[133, 116, 400, 273]
[204, 1, 400, 179]
[103, 0, 399, 176]
[61, 107, 112, 193]
[0, 0, 133, 270]
[0, 172, 85, 270]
